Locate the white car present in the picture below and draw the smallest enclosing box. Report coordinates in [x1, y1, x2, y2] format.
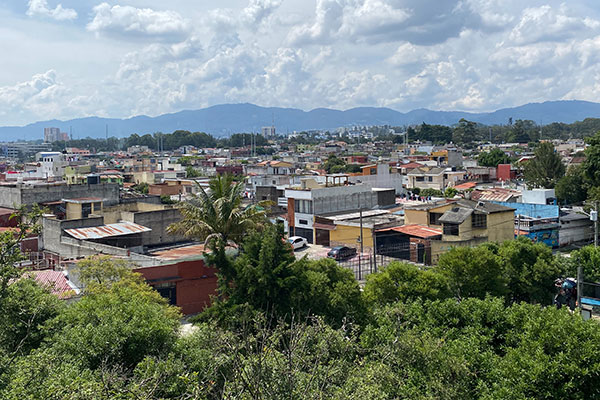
[288, 236, 308, 250]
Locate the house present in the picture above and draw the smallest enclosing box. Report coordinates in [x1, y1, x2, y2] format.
[284, 178, 396, 244]
[376, 224, 442, 265]
[317, 209, 403, 250]
[429, 200, 515, 262]
[470, 187, 521, 203]
[490, 201, 559, 248]
[406, 167, 465, 191]
[560, 212, 594, 246]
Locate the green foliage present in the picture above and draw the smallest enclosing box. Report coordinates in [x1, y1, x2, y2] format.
[160, 194, 177, 204]
[185, 165, 202, 178]
[409, 123, 453, 144]
[363, 262, 450, 306]
[523, 141, 566, 188]
[563, 245, 600, 283]
[127, 130, 217, 150]
[478, 148, 512, 167]
[452, 118, 477, 146]
[438, 246, 507, 300]
[555, 165, 588, 205]
[168, 174, 267, 252]
[323, 155, 346, 174]
[444, 187, 458, 198]
[583, 131, 600, 187]
[419, 188, 443, 197]
[133, 181, 149, 194]
[206, 225, 366, 327]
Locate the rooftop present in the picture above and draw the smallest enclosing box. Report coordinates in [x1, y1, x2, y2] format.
[64, 221, 151, 240]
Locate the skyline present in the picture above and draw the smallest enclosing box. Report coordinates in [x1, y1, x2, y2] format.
[2, 1, 600, 126]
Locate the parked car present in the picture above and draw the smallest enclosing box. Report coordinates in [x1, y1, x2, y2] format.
[288, 236, 308, 250]
[327, 246, 357, 261]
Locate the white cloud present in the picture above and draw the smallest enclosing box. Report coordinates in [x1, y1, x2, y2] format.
[26, 0, 77, 21]
[87, 3, 190, 41]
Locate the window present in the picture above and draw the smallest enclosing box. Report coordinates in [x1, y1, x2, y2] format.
[428, 176, 433, 182]
[429, 212, 443, 225]
[443, 223, 459, 236]
[294, 200, 313, 214]
[299, 219, 308, 225]
[416, 176, 425, 182]
[472, 213, 487, 228]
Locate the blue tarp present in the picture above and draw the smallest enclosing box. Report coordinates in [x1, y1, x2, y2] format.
[581, 297, 600, 306]
[492, 201, 559, 219]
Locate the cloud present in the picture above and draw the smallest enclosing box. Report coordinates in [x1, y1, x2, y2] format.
[87, 3, 190, 42]
[26, 0, 77, 21]
[0, 70, 71, 122]
[242, 0, 282, 25]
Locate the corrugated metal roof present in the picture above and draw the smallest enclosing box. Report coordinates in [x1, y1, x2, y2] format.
[378, 224, 442, 239]
[64, 221, 151, 240]
[28, 270, 79, 299]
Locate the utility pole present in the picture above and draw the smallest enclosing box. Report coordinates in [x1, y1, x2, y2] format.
[577, 266, 583, 309]
[595, 201, 599, 247]
[358, 207, 363, 281]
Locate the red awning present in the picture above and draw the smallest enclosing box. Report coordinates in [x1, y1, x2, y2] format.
[314, 223, 335, 231]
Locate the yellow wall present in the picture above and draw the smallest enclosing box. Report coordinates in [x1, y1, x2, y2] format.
[404, 203, 454, 227]
[329, 224, 374, 250]
[66, 203, 82, 220]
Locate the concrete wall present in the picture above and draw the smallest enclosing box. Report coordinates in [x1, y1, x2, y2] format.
[0, 183, 119, 208]
[404, 203, 454, 226]
[430, 237, 488, 264]
[330, 225, 372, 250]
[560, 219, 594, 246]
[312, 185, 378, 215]
[131, 208, 184, 246]
[41, 216, 105, 255]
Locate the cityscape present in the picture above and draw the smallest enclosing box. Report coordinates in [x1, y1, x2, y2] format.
[1, 1, 600, 399]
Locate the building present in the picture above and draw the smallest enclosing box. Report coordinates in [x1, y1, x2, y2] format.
[261, 126, 276, 139]
[284, 177, 396, 244]
[2, 142, 52, 159]
[44, 127, 69, 143]
[0, 182, 120, 209]
[404, 199, 515, 263]
[560, 212, 594, 247]
[406, 167, 465, 191]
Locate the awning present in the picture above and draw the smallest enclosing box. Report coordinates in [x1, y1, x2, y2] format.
[314, 223, 336, 231]
[64, 221, 151, 240]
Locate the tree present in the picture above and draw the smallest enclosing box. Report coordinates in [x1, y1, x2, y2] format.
[363, 262, 450, 306]
[478, 148, 512, 167]
[167, 174, 267, 287]
[323, 155, 346, 174]
[185, 165, 201, 178]
[563, 245, 600, 283]
[437, 246, 507, 299]
[452, 118, 477, 146]
[444, 187, 458, 198]
[582, 131, 600, 186]
[506, 119, 534, 143]
[523, 141, 565, 188]
[202, 225, 366, 327]
[555, 165, 588, 205]
[494, 237, 562, 304]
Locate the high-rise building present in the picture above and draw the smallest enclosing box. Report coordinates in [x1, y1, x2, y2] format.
[261, 126, 276, 138]
[44, 127, 61, 143]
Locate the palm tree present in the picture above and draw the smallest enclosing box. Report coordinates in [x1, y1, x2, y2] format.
[167, 174, 267, 252]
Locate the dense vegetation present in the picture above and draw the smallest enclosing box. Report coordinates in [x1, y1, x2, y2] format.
[1, 203, 600, 398]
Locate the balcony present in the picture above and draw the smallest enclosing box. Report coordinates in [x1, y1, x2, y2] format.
[278, 197, 288, 207]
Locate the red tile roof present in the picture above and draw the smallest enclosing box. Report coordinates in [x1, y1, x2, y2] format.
[378, 224, 442, 239]
[454, 182, 477, 190]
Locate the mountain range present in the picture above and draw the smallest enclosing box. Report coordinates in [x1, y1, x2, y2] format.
[2, 100, 600, 141]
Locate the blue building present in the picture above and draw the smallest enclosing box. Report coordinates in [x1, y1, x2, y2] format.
[492, 201, 560, 248]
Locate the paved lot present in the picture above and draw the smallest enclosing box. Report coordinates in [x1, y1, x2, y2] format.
[293, 243, 331, 260]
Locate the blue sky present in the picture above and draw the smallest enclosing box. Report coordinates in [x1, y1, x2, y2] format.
[1, 0, 600, 125]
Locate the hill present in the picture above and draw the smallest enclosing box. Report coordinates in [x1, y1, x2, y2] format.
[2, 100, 600, 141]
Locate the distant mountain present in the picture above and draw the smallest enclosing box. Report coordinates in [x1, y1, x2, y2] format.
[2, 100, 600, 141]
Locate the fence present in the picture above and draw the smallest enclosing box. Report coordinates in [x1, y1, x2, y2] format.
[338, 243, 428, 281]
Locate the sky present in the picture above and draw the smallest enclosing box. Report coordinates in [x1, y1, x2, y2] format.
[1, 0, 600, 126]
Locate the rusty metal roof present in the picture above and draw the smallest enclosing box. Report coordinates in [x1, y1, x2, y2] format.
[64, 221, 151, 240]
[378, 224, 442, 239]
